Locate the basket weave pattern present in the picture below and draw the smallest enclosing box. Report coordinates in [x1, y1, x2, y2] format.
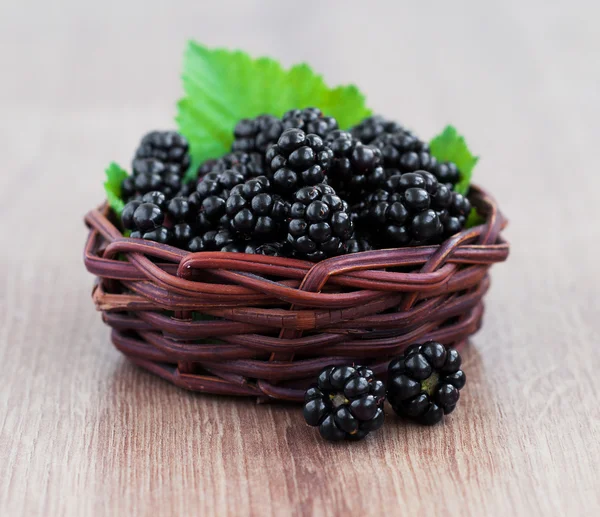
[84, 185, 508, 402]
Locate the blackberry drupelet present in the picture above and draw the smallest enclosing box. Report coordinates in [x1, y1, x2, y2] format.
[187, 228, 235, 252]
[225, 176, 290, 240]
[133, 131, 190, 176]
[282, 107, 338, 139]
[325, 130, 385, 199]
[303, 365, 386, 441]
[219, 240, 287, 256]
[197, 151, 266, 180]
[286, 183, 354, 261]
[345, 234, 373, 254]
[387, 341, 466, 425]
[350, 115, 406, 144]
[266, 128, 334, 194]
[232, 115, 284, 154]
[433, 188, 472, 238]
[121, 198, 172, 244]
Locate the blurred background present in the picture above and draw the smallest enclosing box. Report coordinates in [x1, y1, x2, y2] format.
[1, 1, 599, 516]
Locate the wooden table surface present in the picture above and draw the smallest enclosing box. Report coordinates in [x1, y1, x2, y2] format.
[1, 1, 599, 516]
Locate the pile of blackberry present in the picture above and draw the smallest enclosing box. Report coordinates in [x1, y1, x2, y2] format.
[117, 110, 471, 259]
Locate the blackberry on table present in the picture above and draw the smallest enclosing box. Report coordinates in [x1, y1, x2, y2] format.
[387, 341, 466, 425]
[286, 183, 354, 261]
[225, 176, 290, 240]
[266, 128, 334, 194]
[350, 115, 406, 144]
[303, 365, 385, 441]
[282, 107, 338, 139]
[232, 115, 284, 154]
[325, 130, 385, 199]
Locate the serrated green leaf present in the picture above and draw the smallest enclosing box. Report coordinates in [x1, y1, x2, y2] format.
[177, 41, 372, 182]
[103, 162, 129, 215]
[429, 125, 479, 195]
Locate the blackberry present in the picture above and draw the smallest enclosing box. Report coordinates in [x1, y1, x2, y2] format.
[194, 169, 248, 232]
[166, 196, 193, 223]
[362, 171, 447, 246]
[325, 130, 385, 199]
[188, 228, 235, 252]
[232, 115, 284, 154]
[219, 240, 287, 256]
[303, 365, 386, 441]
[430, 161, 460, 186]
[197, 151, 266, 180]
[266, 128, 333, 194]
[286, 183, 354, 261]
[387, 341, 466, 425]
[434, 189, 472, 238]
[345, 234, 373, 254]
[133, 131, 190, 176]
[225, 176, 290, 240]
[351, 115, 406, 144]
[371, 131, 432, 174]
[282, 107, 338, 138]
[121, 198, 172, 245]
[133, 202, 164, 232]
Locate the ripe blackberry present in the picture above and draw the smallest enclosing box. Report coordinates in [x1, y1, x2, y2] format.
[303, 365, 386, 441]
[361, 171, 450, 246]
[430, 161, 460, 186]
[219, 240, 287, 256]
[433, 188, 472, 238]
[121, 198, 173, 245]
[193, 169, 248, 232]
[188, 228, 235, 252]
[225, 176, 290, 240]
[371, 131, 432, 174]
[232, 115, 284, 153]
[345, 234, 373, 254]
[197, 151, 266, 180]
[133, 131, 190, 176]
[387, 341, 466, 425]
[282, 107, 338, 138]
[266, 128, 334, 194]
[325, 130, 385, 199]
[287, 183, 354, 261]
[351, 115, 407, 144]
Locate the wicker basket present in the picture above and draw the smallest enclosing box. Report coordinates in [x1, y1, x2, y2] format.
[84, 185, 508, 402]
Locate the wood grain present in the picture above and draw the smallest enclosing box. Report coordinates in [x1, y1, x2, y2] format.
[1, 1, 599, 516]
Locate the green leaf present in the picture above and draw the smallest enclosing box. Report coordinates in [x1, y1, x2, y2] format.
[103, 162, 129, 215]
[466, 207, 485, 228]
[177, 41, 372, 181]
[429, 125, 479, 195]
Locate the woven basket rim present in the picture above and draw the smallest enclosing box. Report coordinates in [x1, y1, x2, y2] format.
[83, 184, 509, 402]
